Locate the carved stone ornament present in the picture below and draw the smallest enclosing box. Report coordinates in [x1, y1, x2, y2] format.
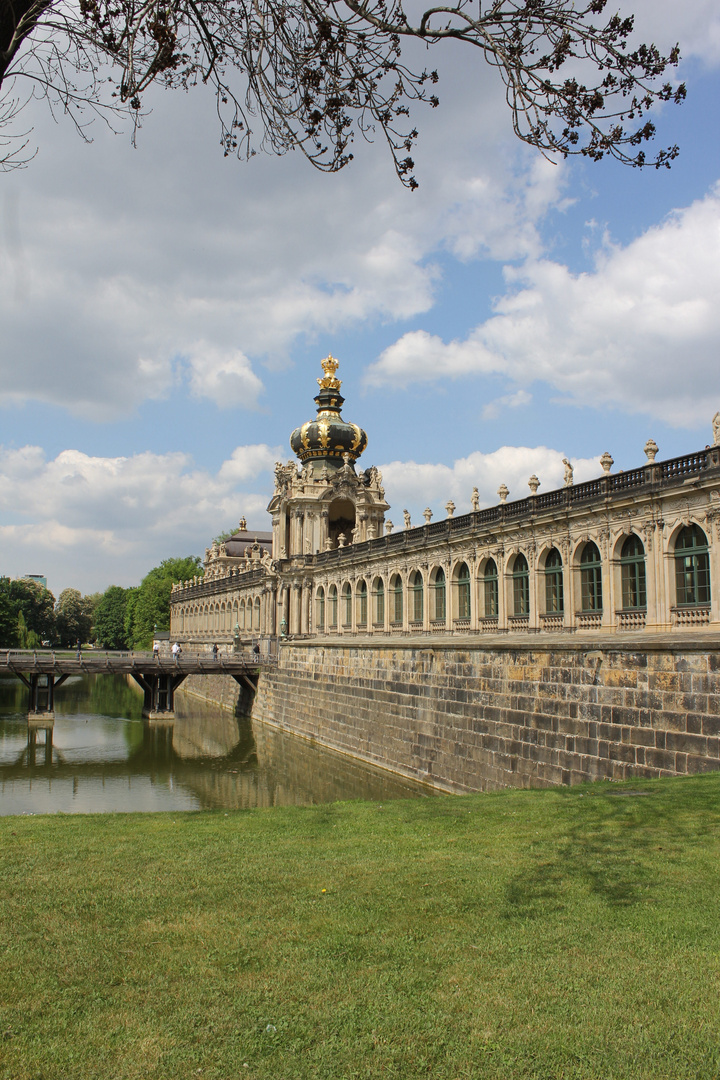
[599, 451, 614, 475]
[403, 510, 411, 529]
[445, 500, 455, 518]
[471, 487, 480, 512]
[562, 459, 574, 487]
[497, 483, 509, 503]
[528, 475, 540, 494]
[385, 521, 394, 534]
[713, 411, 720, 447]
[643, 439, 659, 462]
[423, 508, 433, 523]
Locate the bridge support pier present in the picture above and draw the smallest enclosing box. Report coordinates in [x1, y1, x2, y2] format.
[132, 671, 187, 720]
[14, 672, 69, 724]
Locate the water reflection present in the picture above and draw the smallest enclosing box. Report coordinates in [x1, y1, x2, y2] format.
[0, 675, 434, 814]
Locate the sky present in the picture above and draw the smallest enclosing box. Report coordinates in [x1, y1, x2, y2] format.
[1, 0, 720, 596]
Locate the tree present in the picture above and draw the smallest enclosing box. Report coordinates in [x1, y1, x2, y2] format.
[55, 587, 93, 646]
[0, 1, 685, 184]
[127, 556, 203, 649]
[93, 585, 130, 649]
[8, 577, 56, 642]
[0, 578, 18, 646]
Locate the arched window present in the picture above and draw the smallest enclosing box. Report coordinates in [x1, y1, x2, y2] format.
[483, 560, 498, 618]
[356, 580, 368, 627]
[455, 562, 471, 620]
[239, 600, 246, 630]
[254, 597, 261, 630]
[342, 583, 352, 626]
[390, 575, 403, 624]
[327, 585, 338, 629]
[316, 586, 325, 630]
[512, 554, 530, 616]
[675, 525, 710, 606]
[410, 570, 424, 623]
[372, 578, 384, 625]
[545, 549, 564, 613]
[431, 567, 446, 621]
[580, 542, 602, 612]
[621, 535, 647, 610]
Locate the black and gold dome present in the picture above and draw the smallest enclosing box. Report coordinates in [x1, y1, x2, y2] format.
[290, 356, 368, 465]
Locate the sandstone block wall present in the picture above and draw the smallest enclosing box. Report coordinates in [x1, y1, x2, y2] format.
[251, 638, 720, 791]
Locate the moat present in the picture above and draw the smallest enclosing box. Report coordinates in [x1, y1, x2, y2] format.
[0, 674, 434, 815]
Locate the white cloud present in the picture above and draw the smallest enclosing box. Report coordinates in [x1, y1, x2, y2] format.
[0, 443, 281, 593]
[367, 185, 720, 427]
[481, 389, 532, 421]
[379, 446, 601, 523]
[184, 344, 264, 409]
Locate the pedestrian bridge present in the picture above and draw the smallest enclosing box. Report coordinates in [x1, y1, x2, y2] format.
[0, 649, 275, 722]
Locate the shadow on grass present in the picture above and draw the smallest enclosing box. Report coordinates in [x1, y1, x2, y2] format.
[501, 779, 717, 919]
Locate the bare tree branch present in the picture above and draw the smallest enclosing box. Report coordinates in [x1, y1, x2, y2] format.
[0, 0, 686, 183]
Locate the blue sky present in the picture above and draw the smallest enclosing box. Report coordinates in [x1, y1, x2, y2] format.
[1, 0, 719, 594]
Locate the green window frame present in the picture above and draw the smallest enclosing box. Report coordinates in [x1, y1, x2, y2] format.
[580, 542, 602, 612]
[410, 571, 423, 622]
[544, 548, 564, 614]
[512, 554, 530, 616]
[316, 586, 325, 630]
[328, 586, 338, 628]
[391, 576, 403, 623]
[675, 525, 711, 606]
[341, 583, 352, 626]
[456, 563, 471, 620]
[484, 560, 498, 617]
[432, 567, 446, 621]
[373, 579, 384, 624]
[620, 535, 647, 610]
[356, 580, 368, 626]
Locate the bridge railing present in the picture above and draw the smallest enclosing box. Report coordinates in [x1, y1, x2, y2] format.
[0, 649, 278, 671]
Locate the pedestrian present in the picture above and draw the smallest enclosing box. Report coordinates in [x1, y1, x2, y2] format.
[212, 643, 219, 661]
[253, 643, 260, 656]
[153, 640, 159, 661]
[76, 638, 81, 660]
[172, 641, 180, 663]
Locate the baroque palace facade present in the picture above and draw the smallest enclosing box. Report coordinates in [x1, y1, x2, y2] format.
[170, 356, 720, 646]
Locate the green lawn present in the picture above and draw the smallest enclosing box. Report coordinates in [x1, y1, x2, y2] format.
[2, 774, 720, 1079]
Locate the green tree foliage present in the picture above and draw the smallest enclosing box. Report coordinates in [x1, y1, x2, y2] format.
[7, 578, 56, 643]
[0, 578, 18, 647]
[93, 586, 131, 650]
[55, 588, 93, 647]
[127, 557, 203, 650]
[0, 1, 685, 182]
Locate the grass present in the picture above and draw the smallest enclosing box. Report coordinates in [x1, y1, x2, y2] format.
[1, 774, 720, 1079]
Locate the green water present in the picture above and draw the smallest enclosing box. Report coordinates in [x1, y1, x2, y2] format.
[0, 674, 433, 814]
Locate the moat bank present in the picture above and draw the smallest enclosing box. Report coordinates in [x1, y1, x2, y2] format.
[181, 635, 720, 791]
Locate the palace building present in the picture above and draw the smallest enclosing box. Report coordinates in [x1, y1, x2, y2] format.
[171, 355, 720, 646]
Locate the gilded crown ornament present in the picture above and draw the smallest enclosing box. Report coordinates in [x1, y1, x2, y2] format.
[290, 354, 368, 466]
[317, 354, 342, 391]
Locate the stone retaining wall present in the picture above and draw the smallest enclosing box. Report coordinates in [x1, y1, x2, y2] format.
[180, 637, 720, 792]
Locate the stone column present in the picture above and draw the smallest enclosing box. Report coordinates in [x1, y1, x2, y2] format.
[600, 528, 614, 630]
[528, 547, 539, 630]
[320, 509, 330, 552]
[301, 578, 311, 635]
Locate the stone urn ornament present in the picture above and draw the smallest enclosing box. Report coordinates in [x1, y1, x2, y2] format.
[600, 451, 614, 475]
[423, 507, 433, 524]
[445, 500, 455, 518]
[644, 439, 659, 462]
[528, 475, 540, 495]
[497, 483, 509, 503]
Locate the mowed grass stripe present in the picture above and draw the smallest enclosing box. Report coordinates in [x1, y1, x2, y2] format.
[1, 774, 719, 1079]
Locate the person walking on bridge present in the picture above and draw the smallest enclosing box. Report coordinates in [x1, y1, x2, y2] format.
[172, 642, 180, 663]
[212, 643, 219, 661]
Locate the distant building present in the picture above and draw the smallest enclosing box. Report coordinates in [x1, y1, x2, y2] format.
[23, 575, 47, 590]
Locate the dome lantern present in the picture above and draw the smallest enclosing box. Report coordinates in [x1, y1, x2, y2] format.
[290, 355, 368, 466]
